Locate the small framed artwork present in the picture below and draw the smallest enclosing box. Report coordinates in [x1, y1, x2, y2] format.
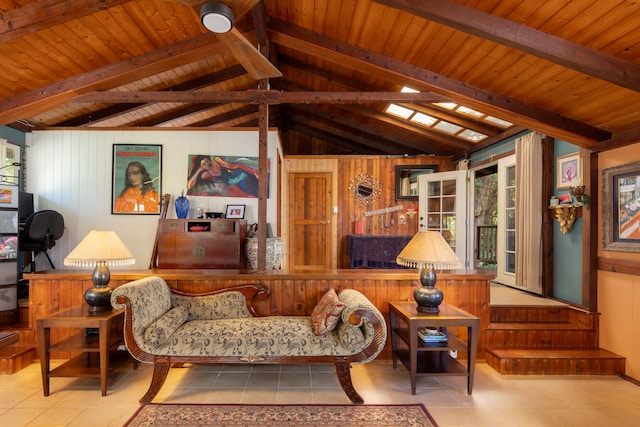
[225, 204, 246, 219]
[556, 153, 581, 189]
[557, 193, 572, 204]
[0, 185, 18, 208]
[602, 160, 640, 252]
[112, 144, 162, 214]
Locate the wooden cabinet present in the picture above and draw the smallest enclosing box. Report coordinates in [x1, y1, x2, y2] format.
[155, 219, 247, 268]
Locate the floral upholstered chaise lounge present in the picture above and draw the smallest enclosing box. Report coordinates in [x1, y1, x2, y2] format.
[111, 276, 387, 404]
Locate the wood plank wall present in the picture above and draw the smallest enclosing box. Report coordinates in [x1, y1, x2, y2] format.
[25, 269, 492, 361]
[283, 155, 455, 268]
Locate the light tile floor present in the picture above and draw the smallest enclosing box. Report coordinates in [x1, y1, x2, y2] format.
[0, 359, 639, 426]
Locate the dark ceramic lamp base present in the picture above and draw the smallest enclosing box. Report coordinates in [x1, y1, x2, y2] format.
[413, 266, 443, 315]
[83, 261, 114, 312]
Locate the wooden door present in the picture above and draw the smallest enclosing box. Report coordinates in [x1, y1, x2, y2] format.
[288, 173, 332, 270]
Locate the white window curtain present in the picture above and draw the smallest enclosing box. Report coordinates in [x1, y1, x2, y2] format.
[515, 132, 543, 294]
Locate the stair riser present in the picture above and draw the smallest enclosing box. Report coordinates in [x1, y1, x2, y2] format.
[491, 307, 570, 323]
[0, 348, 34, 375]
[486, 330, 598, 348]
[491, 306, 598, 325]
[486, 352, 625, 375]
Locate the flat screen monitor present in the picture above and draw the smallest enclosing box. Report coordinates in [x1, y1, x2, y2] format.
[18, 191, 34, 224]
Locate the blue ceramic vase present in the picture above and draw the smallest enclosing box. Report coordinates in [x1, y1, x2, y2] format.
[175, 191, 189, 218]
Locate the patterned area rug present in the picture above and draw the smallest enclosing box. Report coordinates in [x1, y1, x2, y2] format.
[123, 403, 438, 427]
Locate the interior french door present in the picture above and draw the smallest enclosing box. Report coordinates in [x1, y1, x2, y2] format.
[496, 155, 517, 287]
[418, 170, 469, 267]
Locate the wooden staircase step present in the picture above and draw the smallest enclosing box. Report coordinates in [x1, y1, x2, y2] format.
[490, 306, 572, 323]
[0, 346, 35, 375]
[488, 322, 590, 331]
[485, 347, 626, 375]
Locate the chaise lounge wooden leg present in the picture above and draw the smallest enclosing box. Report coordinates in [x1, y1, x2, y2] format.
[140, 358, 171, 404]
[335, 361, 364, 404]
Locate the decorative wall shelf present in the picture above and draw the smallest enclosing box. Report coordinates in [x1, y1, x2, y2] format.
[549, 204, 583, 234]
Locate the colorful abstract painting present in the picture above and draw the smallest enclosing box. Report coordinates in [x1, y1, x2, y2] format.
[186, 155, 260, 198]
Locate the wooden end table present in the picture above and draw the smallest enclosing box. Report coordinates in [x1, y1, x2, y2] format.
[36, 306, 134, 396]
[388, 301, 479, 395]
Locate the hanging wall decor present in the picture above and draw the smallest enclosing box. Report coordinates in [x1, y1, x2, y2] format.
[349, 174, 382, 206]
[112, 144, 162, 215]
[186, 154, 260, 198]
[602, 160, 640, 252]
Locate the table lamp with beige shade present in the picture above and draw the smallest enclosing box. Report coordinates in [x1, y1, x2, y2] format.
[64, 230, 135, 312]
[396, 230, 462, 314]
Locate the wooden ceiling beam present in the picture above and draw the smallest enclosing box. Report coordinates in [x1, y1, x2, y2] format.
[56, 102, 147, 127]
[189, 105, 259, 128]
[268, 19, 611, 147]
[591, 126, 640, 153]
[274, 80, 464, 153]
[280, 55, 502, 137]
[336, 104, 473, 153]
[286, 121, 382, 155]
[72, 90, 453, 104]
[132, 104, 223, 127]
[134, 84, 257, 126]
[55, 65, 248, 127]
[0, 0, 133, 43]
[289, 103, 459, 156]
[373, 0, 640, 93]
[0, 31, 226, 126]
[234, 108, 280, 128]
[286, 107, 411, 154]
[465, 126, 528, 156]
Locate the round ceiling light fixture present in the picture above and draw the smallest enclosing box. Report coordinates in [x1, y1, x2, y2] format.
[200, 2, 234, 33]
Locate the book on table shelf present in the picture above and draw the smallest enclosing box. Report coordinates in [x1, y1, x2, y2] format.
[418, 327, 447, 342]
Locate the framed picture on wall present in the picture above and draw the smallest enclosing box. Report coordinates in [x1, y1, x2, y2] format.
[225, 204, 246, 219]
[112, 144, 162, 215]
[556, 153, 582, 189]
[602, 160, 640, 252]
[186, 154, 260, 197]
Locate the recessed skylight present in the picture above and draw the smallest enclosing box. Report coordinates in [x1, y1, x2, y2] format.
[434, 121, 463, 134]
[386, 88, 514, 144]
[435, 102, 457, 110]
[386, 104, 414, 119]
[411, 112, 437, 126]
[484, 116, 513, 127]
[459, 129, 488, 141]
[456, 106, 483, 118]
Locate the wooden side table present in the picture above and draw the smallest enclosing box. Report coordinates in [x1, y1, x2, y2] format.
[36, 306, 133, 396]
[388, 301, 480, 395]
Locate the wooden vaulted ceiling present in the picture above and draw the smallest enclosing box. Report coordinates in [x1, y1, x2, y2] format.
[0, 0, 639, 157]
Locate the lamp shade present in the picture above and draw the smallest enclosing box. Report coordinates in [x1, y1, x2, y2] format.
[64, 230, 135, 267]
[396, 230, 461, 270]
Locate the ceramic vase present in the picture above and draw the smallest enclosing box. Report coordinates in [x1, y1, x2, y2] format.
[175, 191, 189, 218]
[245, 237, 284, 270]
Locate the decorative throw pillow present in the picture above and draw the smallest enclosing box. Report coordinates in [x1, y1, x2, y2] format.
[311, 288, 346, 336]
[144, 305, 189, 347]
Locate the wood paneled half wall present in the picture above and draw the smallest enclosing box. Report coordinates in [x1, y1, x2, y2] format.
[24, 269, 493, 362]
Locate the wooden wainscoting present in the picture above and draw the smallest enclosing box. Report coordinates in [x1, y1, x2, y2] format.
[16, 269, 492, 365]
